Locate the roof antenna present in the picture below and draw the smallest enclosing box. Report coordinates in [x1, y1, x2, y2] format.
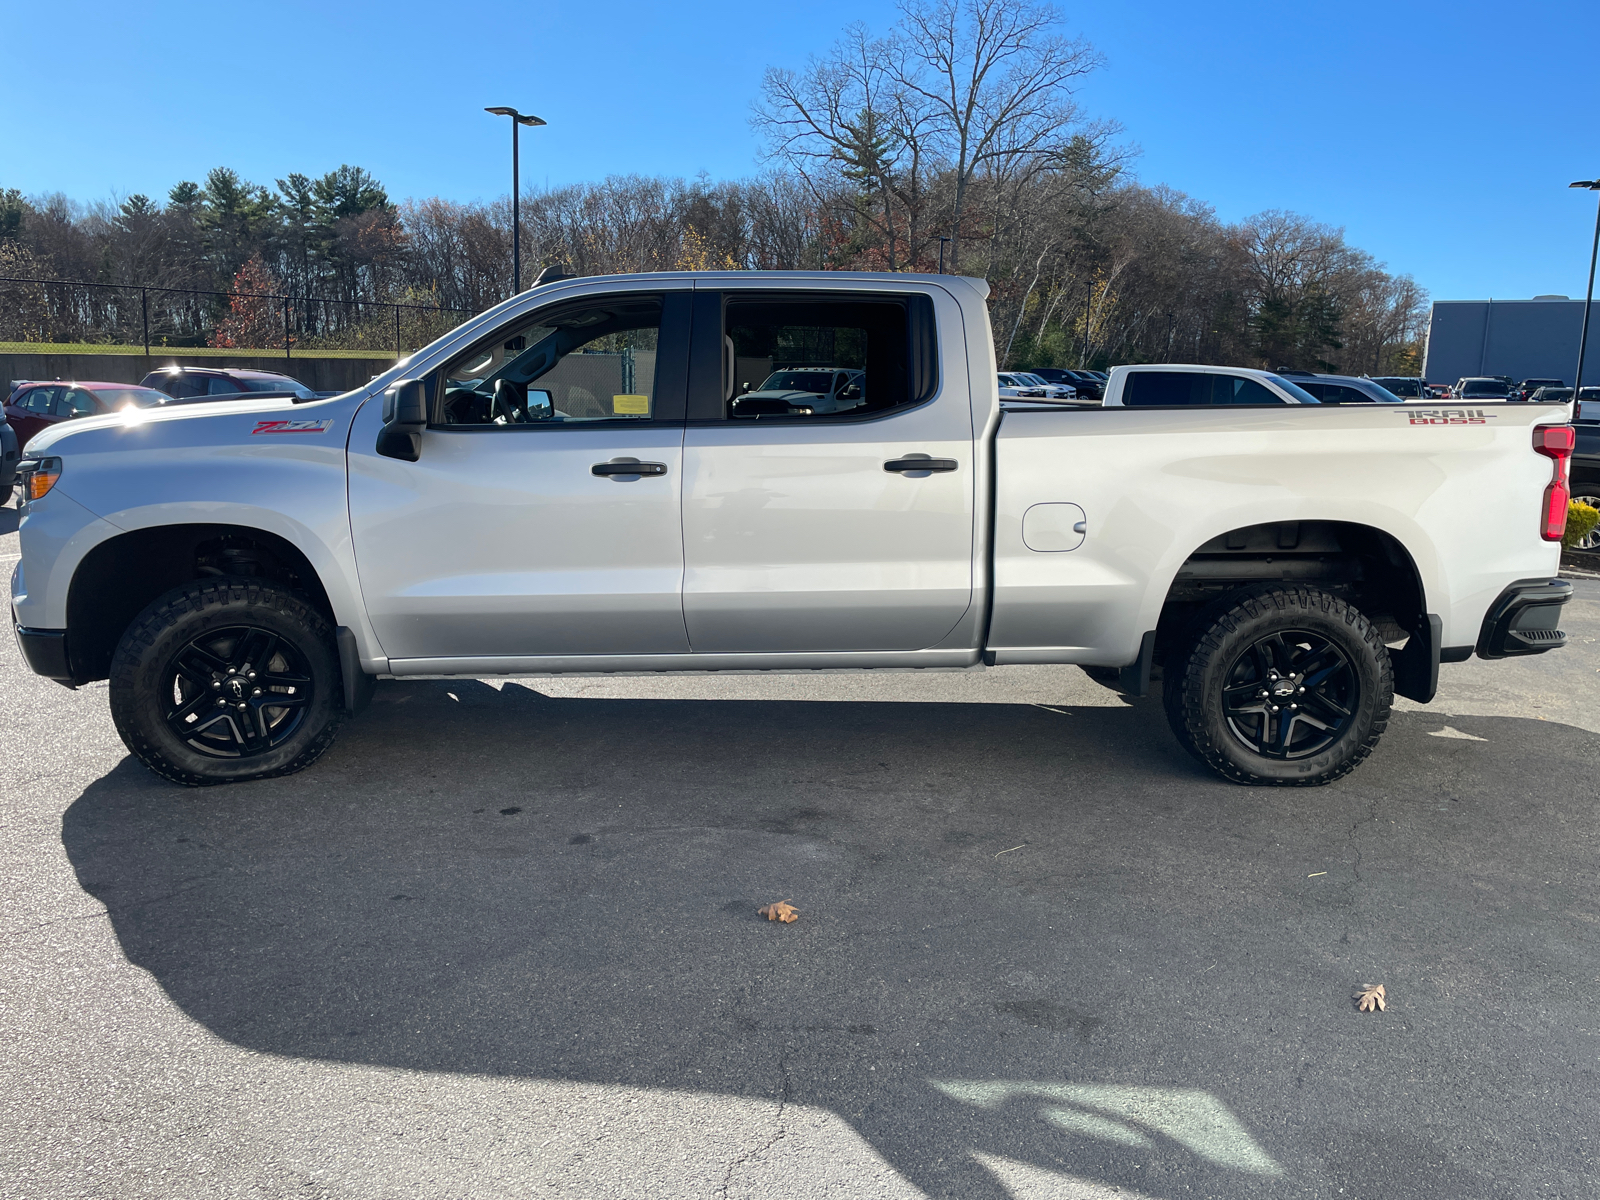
[533, 265, 574, 286]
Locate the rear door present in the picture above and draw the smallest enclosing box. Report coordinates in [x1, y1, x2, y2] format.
[14, 387, 64, 448]
[679, 285, 974, 653]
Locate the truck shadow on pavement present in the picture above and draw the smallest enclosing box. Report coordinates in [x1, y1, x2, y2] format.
[61, 680, 1596, 1198]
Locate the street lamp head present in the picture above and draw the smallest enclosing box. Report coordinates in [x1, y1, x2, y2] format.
[1571, 179, 1600, 190]
[485, 106, 547, 127]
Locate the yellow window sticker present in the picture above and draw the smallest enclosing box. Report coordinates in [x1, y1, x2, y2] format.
[612, 394, 650, 415]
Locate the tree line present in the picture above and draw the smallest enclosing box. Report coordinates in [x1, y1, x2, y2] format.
[0, 0, 1426, 373]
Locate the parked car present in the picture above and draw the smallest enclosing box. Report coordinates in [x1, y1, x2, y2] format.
[1062, 370, 1107, 401]
[10, 270, 1573, 791]
[1529, 386, 1600, 404]
[1424, 382, 1453, 398]
[1026, 368, 1101, 401]
[997, 372, 1047, 398]
[1453, 377, 1513, 399]
[731, 368, 865, 417]
[1101, 364, 1323, 405]
[1013, 372, 1077, 400]
[139, 366, 321, 402]
[1516, 378, 1566, 402]
[1289, 375, 1406, 404]
[3, 381, 171, 450]
[1368, 376, 1425, 399]
[1, 407, 17, 498]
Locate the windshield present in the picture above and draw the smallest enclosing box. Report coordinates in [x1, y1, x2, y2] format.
[1265, 375, 1323, 404]
[1460, 379, 1510, 396]
[759, 371, 836, 394]
[89, 386, 169, 410]
[1363, 382, 1404, 403]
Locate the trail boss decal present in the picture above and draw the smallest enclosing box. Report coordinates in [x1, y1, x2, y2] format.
[1395, 409, 1496, 425]
[251, 418, 335, 435]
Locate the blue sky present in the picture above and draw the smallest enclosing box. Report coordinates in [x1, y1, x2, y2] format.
[4, 0, 1597, 301]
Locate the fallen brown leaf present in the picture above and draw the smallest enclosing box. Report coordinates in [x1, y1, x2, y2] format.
[759, 899, 799, 923]
[1355, 983, 1386, 1013]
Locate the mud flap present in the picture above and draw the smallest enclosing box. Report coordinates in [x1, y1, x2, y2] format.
[1390, 614, 1440, 704]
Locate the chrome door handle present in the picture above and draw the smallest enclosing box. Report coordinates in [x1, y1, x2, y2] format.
[591, 459, 668, 478]
[884, 456, 958, 473]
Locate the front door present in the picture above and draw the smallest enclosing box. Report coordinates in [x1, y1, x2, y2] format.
[680, 288, 975, 654]
[349, 288, 692, 662]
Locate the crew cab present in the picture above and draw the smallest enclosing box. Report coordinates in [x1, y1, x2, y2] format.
[9, 271, 1577, 790]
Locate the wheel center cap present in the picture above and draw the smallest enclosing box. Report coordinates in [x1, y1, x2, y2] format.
[228, 678, 248, 699]
[1271, 679, 1296, 698]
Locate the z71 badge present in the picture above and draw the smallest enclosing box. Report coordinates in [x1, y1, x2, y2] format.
[251, 419, 335, 435]
[1394, 408, 1496, 425]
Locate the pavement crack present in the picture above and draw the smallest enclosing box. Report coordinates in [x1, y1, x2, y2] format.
[718, 1041, 792, 1197]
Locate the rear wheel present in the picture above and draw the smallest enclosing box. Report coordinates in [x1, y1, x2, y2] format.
[1163, 585, 1392, 786]
[1569, 490, 1600, 557]
[109, 579, 345, 786]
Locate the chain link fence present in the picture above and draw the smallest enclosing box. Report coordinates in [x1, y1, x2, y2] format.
[0, 275, 479, 360]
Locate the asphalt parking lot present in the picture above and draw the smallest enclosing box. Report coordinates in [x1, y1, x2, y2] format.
[5, 505, 1600, 1199]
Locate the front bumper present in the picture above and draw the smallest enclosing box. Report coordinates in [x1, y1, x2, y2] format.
[1476, 577, 1572, 659]
[11, 619, 73, 683]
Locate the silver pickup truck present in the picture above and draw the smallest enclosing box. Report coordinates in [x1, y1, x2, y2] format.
[9, 271, 1577, 788]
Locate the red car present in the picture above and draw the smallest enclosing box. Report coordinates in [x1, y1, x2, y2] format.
[3, 381, 171, 450]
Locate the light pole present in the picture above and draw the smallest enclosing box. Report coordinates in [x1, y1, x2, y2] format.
[485, 106, 547, 296]
[1571, 177, 1600, 396]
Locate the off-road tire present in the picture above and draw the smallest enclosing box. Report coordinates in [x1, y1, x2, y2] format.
[109, 579, 345, 786]
[1163, 584, 1392, 786]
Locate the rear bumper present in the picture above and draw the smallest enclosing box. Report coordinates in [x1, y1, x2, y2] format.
[1476, 577, 1572, 659]
[11, 620, 74, 683]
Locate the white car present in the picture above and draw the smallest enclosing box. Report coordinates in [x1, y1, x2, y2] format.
[733, 368, 865, 416]
[11, 271, 1574, 790]
[1013, 372, 1077, 400]
[997, 372, 1047, 398]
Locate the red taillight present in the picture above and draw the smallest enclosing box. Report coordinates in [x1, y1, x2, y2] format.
[1534, 424, 1576, 459]
[1543, 480, 1571, 540]
[1535, 424, 1575, 540]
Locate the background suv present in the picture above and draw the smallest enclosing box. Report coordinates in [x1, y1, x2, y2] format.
[139, 366, 319, 401]
[1287, 374, 1405, 404]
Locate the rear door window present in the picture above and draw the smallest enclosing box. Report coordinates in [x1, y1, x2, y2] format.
[1123, 372, 1287, 406]
[693, 293, 938, 421]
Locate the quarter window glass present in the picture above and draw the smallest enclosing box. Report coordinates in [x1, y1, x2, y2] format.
[439, 296, 664, 426]
[1123, 372, 1288, 406]
[720, 298, 932, 420]
[161, 375, 207, 398]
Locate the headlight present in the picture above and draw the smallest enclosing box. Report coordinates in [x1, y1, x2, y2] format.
[17, 456, 62, 501]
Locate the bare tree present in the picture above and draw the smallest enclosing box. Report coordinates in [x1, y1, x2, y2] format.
[889, 0, 1101, 273]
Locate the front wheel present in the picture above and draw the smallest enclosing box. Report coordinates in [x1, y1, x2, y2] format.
[109, 579, 345, 786]
[1163, 585, 1393, 786]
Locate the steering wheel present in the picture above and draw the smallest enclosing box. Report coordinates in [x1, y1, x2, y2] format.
[489, 379, 529, 425]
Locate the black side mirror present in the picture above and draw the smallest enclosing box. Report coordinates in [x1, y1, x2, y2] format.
[376, 379, 427, 461]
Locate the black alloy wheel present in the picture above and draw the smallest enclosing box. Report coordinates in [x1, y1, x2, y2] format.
[110, 579, 345, 786]
[1164, 585, 1392, 786]
[1219, 630, 1358, 760]
[162, 625, 314, 758]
